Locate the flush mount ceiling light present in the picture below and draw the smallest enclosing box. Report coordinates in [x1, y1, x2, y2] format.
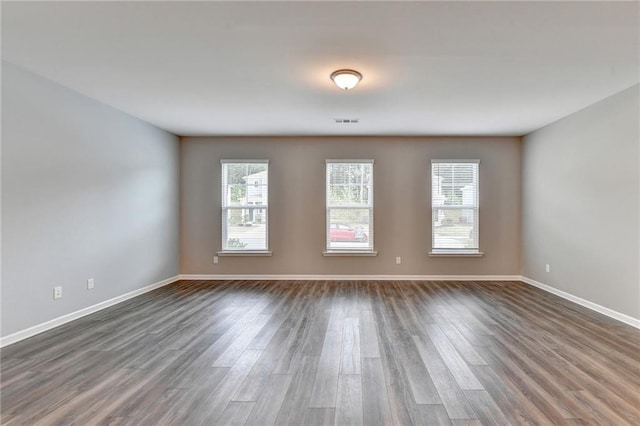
[330, 69, 362, 90]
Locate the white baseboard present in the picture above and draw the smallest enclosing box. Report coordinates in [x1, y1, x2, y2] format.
[3, 274, 636, 348]
[185, 274, 639, 329]
[0, 275, 180, 348]
[179, 274, 523, 281]
[521, 276, 640, 329]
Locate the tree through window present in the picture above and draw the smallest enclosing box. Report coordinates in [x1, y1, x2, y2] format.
[431, 160, 479, 252]
[221, 160, 269, 251]
[326, 160, 374, 252]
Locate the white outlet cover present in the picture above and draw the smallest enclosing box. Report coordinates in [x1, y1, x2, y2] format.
[396, 257, 402, 264]
[53, 286, 62, 299]
[87, 278, 94, 289]
[213, 256, 219, 264]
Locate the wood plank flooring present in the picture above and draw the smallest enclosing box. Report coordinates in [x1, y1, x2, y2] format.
[1, 280, 639, 425]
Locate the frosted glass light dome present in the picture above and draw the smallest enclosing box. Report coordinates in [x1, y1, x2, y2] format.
[330, 69, 362, 90]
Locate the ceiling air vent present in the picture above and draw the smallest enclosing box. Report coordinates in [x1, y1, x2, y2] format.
[334, 118, 359, 124]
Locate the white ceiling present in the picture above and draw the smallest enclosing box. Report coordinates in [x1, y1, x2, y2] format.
[2, 1, 638, 137]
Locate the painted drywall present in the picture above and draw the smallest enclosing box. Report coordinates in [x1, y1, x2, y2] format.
[1, 62, 180, 337]
[181, 136, 521, 276]
[522, 84, 640, 319]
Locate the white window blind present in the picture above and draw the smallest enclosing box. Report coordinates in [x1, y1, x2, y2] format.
[431, 160, 479, 252]
[326, 160, 374, 251]
[221, 160, 269, 251]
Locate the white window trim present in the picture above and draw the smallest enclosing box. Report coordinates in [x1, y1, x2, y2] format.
[217, 250, 272, 257]
[220, 159, 270, 254]
[325, 159, 375, 255]
[221, 159, 270, 164]
[430, 159, 481, 255]
[431, 159, 481, 164]
[323, 250, 378, 257]
[326, 159, 375, 164]
[429, 250, 484, 257]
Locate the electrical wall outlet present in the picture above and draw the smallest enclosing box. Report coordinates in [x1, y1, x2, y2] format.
[396, 256, 402, 264]
[545, 264, 551, 273]
[53, 286, 62, 299]
[213, 256, 219, 264]
[87, 278, 94, 289]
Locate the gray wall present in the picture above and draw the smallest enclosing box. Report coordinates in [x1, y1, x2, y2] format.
[181, 136, 521, 276]
[522, 84, 640, 318]
[1, 62, 180, 337]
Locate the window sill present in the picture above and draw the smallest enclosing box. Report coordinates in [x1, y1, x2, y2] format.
[217, 250, 272, 257]
[323, 250, 378, 257]
[429, 250, 484, 258]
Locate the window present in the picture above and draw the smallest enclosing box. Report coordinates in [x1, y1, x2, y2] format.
[431, 160, 480, 254]
[325, 160, 374, 253]
[220, 160, 269, 253]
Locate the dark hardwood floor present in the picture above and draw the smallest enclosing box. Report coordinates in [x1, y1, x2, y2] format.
[1, 280, 639, 425]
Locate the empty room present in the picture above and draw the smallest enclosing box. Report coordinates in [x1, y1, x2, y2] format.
[1, 1, 639, 425]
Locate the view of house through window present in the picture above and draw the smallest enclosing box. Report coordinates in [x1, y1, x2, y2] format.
[432, 160, 479, 251]
[221, 160, 269, 251]
[326, 160, 374, 251]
